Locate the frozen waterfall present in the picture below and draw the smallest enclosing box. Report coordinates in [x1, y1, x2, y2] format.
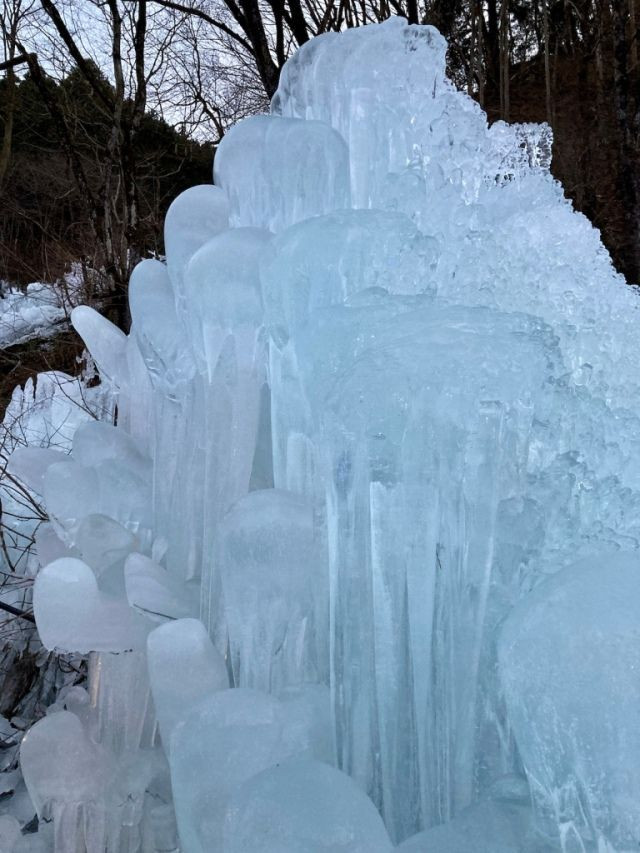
[8, 16, 640, 853]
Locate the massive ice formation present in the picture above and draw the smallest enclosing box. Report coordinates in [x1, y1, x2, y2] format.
[9, 15, 640, 853]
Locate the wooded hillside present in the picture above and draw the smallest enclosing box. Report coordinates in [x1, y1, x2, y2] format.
[1, 0, 639, 311]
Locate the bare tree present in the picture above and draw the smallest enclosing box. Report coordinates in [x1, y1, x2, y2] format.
[150, 0, 393, 100]
[4, 0, 200, 325]
[611, 0, 640, 281]
[29, 0, 151, 326]
[0, 0, 37, 187]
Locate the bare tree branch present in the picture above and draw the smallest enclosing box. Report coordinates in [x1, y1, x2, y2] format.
[0, 601, 35, 623]
[150, 0, 254, 53]
[0, 51, 32, 71]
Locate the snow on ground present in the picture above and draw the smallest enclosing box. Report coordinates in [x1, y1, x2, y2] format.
[0, 283, 67, 348]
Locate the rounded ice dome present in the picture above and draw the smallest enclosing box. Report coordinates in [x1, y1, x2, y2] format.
[223, 759, 393, 853]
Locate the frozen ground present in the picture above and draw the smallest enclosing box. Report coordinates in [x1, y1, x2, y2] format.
[0, 283, 67, 348]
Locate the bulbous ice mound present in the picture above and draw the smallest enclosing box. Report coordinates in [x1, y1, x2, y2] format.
[129, 259, 196, 391]
[397, 784, 555, 852]
[147, 617, 229, 748]
[499, 554, 640, 850]
[164, 184, 229, 306]
[214, 115, 350, 231]
[185, 227, 270, 377]
[222, 759, 393, 852]
[34, 558, 149, 653]
[21, 711, 115, 816]
[169, 688, 318, 853]
[272, 17, 448, 120]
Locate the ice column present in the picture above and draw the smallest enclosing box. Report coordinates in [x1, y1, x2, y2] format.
[182, 228, 272, 636]
[291, 296, 557, 839]
[217, 489, 327, 690]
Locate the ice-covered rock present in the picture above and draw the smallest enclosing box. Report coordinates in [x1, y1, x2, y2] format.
[0, 281, 66, 347]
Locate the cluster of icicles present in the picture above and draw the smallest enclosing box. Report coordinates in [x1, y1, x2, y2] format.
[5, 16, 640, 853]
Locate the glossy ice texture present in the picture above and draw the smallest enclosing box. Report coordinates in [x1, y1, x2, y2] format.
[15, 16, 640, 853]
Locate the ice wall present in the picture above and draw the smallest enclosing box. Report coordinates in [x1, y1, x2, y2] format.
[9, 16, 640, 853]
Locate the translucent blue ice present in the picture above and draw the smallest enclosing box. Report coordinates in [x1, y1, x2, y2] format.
[17, 16, 640, 853]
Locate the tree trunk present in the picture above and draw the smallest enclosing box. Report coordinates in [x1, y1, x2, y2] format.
[612, 0, 640, 281]
[483, 0, 501, 112]
[0, 65, 16, 187]
[543, 0, 552, 123]
[499, 0, 510, 121]
[630, 0, 638, 71]
[0, 11, 23, 189]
